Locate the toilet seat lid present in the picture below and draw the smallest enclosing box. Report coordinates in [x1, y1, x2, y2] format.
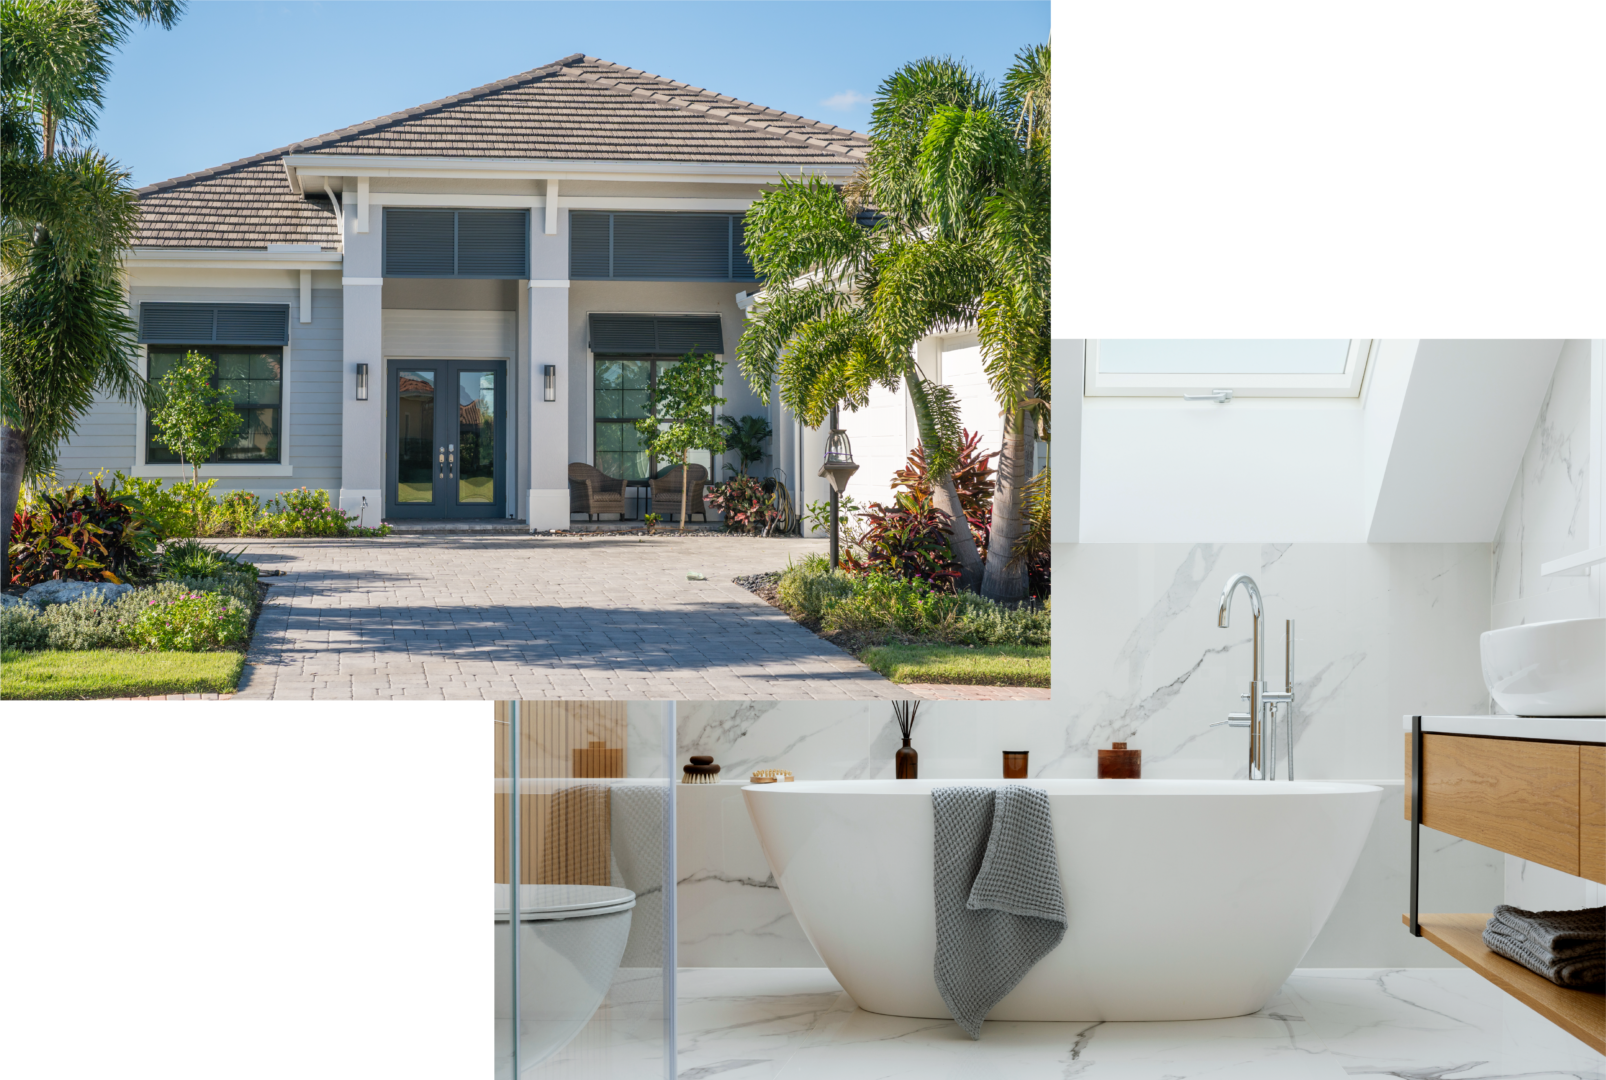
[494, 883, 636, 921]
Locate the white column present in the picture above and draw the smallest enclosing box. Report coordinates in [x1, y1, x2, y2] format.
[396, 703, 449, 1080]
[525, 202, 571, 530]
[338, 196, 383, 520]
[526, 282, 570, 529]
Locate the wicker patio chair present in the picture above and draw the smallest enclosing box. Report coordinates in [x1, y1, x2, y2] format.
[649, 462, 709, 522]
[569, 462, 628, 521]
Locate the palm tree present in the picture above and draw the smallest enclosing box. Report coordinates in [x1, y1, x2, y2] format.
[876, 44, 1050, 603]
[738, 58, 1001, 592]
[739, 48, 1049, 601]
[0, 0, 183, 577]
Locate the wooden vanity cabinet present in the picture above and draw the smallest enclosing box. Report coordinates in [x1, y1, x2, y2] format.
[1404, 728, 1605, 1053]
[1404, 733, 1591, 877]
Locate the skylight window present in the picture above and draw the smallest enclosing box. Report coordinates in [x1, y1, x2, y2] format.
[1085, 339, 1373, 397]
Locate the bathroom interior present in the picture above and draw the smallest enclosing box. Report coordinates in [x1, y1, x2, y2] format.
[498, 341, 1606, 1078]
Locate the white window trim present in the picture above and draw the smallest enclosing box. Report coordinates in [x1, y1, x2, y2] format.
[1084, 339, 1375, 398]
[133, 339, 294, 479]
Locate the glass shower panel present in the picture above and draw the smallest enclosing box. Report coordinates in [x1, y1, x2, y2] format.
[496, 701, 675, 1080]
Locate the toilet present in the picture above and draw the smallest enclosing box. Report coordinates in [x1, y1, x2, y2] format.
[494, 883, 636, 1074]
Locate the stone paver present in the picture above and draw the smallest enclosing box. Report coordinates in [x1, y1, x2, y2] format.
[899, 684, 1050, 701]
[229, 534, 912, 701]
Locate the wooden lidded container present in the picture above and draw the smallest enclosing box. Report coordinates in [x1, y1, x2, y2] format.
[1098, 741, 1141, 779]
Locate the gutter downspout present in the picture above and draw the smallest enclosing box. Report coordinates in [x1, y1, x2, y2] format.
[323, 182, 344, 252]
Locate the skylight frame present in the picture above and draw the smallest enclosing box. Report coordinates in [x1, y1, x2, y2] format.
[1084, 339, 1375, 398]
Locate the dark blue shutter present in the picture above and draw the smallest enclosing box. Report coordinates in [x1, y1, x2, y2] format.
[139, 303, 215, 343]
[589, 314, 660, 353]
[589, 314, 724, 355]
[570, 212, 612, 279]
[213, 304, 290, 344]
[732, 215, 757, 281]
[384, 209, 456, 276]
[612, 213, 729, 280]
[139, 302, 288, 345]
[653, 315, 725, 355]
[385, 208, 528, 278]
[457, 210, 529, 277]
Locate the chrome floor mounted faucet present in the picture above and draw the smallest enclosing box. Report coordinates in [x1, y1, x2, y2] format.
[1213, 574, 1297, 780]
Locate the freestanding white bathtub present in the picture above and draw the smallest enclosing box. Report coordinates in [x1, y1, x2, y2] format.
[742, 778, 1381, 1022]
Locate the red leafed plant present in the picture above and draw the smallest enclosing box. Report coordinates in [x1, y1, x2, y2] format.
[705, 474, 786, 535]
[889, 429, 997, 555]
[838, 493, 962, 590]
[8, 479, 158, 586]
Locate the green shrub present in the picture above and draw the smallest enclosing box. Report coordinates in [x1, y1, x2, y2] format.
[775, 554, 856, 622]
[1, 604, 48, 651]
[38, 596, 127, 651]
[775, 555, 1049, 647]
[121, 590, 250, 651]
[159, 539, 258, 583]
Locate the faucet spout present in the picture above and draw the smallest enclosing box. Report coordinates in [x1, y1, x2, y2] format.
[1217, 573, 1267, 779]
[1217, 573, 1263, 629]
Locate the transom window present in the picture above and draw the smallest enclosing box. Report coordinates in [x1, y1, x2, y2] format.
[1085, 340, 1373, 397]
[593, 355, 712, 480]
[145, 347, 283, 464]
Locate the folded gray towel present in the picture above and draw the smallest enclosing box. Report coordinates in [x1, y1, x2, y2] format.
[1482, 904, 1605, 990]
[933, 785, 1067, 1039]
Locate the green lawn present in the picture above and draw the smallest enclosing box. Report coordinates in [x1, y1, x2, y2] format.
[858, 643, 1050, 686]
[0, 649, 245, 700]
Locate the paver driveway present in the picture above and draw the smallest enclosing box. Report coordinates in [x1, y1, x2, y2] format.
[231, 533, 907, 700]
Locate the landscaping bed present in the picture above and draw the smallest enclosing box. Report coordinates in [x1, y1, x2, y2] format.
[736, 557, 1051, 687]
[1, 477, 377, 700]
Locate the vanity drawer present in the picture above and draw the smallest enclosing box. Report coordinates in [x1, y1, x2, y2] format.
[1405, 733, 1580, 876]
[1582, 745, 1605, 884]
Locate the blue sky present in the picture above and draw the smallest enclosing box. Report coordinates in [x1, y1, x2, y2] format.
[98, 0, 1049, 188]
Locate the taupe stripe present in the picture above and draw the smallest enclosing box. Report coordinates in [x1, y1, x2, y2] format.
[208, 700, 271, 1080]
[443, 703, 491, 1080]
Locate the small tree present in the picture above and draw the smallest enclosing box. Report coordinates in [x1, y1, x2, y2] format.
[635, 352, 728, 533]
[149, 351, 241, 532]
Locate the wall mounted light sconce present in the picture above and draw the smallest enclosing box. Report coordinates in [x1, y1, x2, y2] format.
[355, 363, 369, 401]
[543, 364, 557, 402]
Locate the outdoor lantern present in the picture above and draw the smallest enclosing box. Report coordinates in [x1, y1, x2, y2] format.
[543, 364, 557, 402]
[818, 428, 859, 494]
[355, 363, 369, 400]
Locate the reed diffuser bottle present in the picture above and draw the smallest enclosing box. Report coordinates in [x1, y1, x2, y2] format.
[893, 701, 920, 779]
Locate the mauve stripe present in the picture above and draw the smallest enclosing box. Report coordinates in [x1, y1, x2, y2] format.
[443, 703, 491, 1080]
[210, 700, 269, 1080]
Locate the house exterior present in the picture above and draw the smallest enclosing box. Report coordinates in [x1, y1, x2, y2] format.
[61, 53, 1022, 530]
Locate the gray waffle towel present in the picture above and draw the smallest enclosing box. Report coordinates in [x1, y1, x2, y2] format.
[1482, 904, 1604, 990]
[932, 785, 1067, 1039]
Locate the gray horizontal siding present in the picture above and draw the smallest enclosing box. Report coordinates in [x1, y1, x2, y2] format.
[54, 285, 346, 500]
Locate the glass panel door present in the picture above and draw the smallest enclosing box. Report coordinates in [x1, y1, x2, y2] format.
[387, 360, 506, 519]
[396, 368, 437, 506]
[496, 702, 676, 1080]
[457, 369, 498, 506]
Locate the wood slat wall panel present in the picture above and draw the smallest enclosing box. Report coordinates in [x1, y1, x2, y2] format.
[1405, 733, 1581, 875]
[494, 702, 628, 885]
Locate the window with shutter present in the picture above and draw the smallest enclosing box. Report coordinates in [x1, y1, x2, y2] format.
[383, 208, 529, 278]
[570, 212, 759, 282]
[139, 303, 289, 346]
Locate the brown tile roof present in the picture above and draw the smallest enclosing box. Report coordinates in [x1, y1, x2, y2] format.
[135, 54, 867, 250]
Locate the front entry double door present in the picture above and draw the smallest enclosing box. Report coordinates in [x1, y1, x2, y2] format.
[387, 360, 507, 519]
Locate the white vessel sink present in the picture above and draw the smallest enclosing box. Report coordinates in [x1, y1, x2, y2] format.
[1480, 617, 1606, 717]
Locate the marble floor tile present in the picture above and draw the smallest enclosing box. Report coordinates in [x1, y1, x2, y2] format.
[656, 967, 1604, 1080]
